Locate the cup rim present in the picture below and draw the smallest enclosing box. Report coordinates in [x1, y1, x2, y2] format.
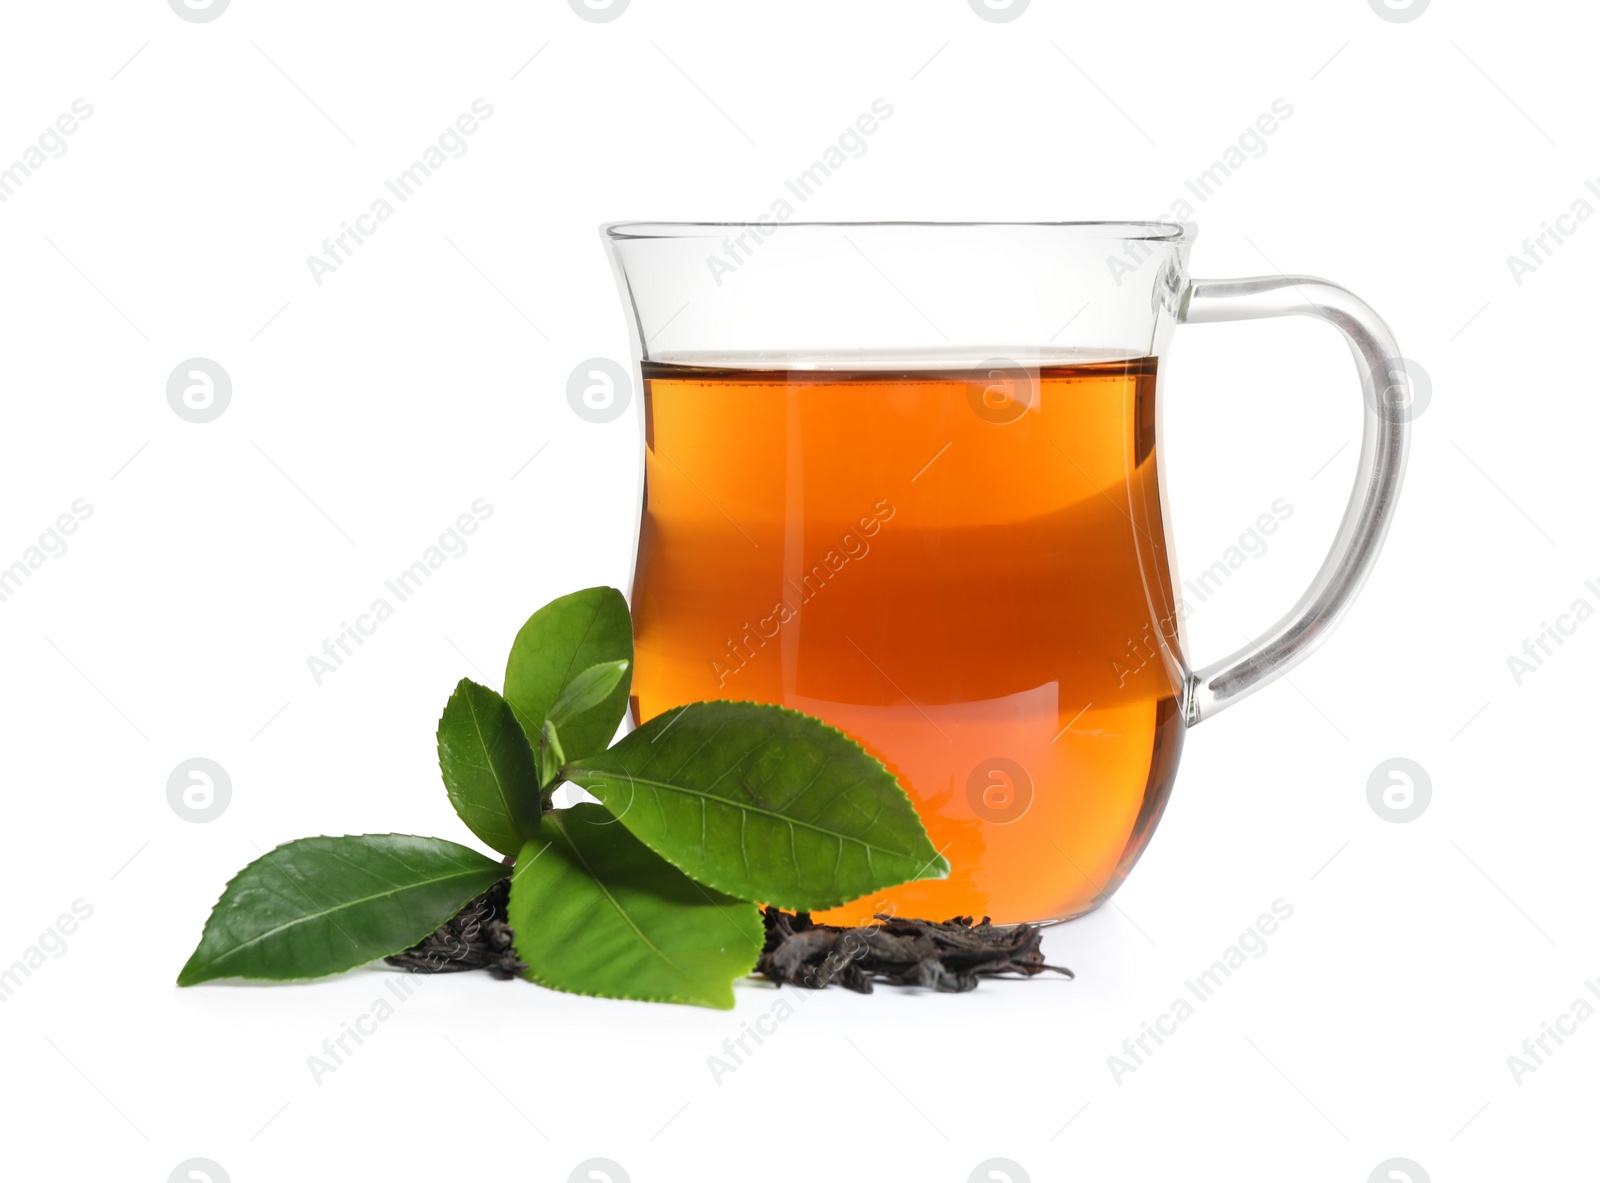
[602, 220, 1196, 243]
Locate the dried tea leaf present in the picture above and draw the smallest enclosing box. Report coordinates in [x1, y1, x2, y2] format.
[757, 908, 1073, 993]
[385, 880, 524, 978]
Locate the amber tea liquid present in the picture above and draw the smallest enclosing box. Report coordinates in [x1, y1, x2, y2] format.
[630, 356, 1186, 924]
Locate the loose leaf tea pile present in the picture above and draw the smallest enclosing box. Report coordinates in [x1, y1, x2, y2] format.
[383, 880, 523, 978]
[757, 908, 1072, 993]
[180, 586, 988, 1008]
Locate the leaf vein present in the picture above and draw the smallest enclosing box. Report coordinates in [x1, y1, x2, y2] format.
[599, 774, 919, 861]
[200, 865, 494, 973]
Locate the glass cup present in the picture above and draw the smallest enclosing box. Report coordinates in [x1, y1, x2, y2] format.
[601, 221, 1408, 925]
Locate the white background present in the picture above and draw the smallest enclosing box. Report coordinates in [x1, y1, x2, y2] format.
[0, 1, 1593, 1180]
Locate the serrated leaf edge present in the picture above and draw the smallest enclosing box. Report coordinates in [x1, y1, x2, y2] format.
[508, 827, 759, 1010]
[436, 678, 539, 855]
[177, 833, 504, 986]
[563, 699, 950, 911]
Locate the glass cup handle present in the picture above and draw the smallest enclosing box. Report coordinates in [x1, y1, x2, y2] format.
[1176, 275, 1411, 724]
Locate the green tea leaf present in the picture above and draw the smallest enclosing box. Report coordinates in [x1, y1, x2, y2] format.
[547, 659, 631, 731]
[563, 701, 948, 911]
[177, 835, 506, 985]
[438, 679, 541, 855]
[507, 804, 762, 1009]
[503, 586, 633, 764]
[536, 719, 566, 792]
